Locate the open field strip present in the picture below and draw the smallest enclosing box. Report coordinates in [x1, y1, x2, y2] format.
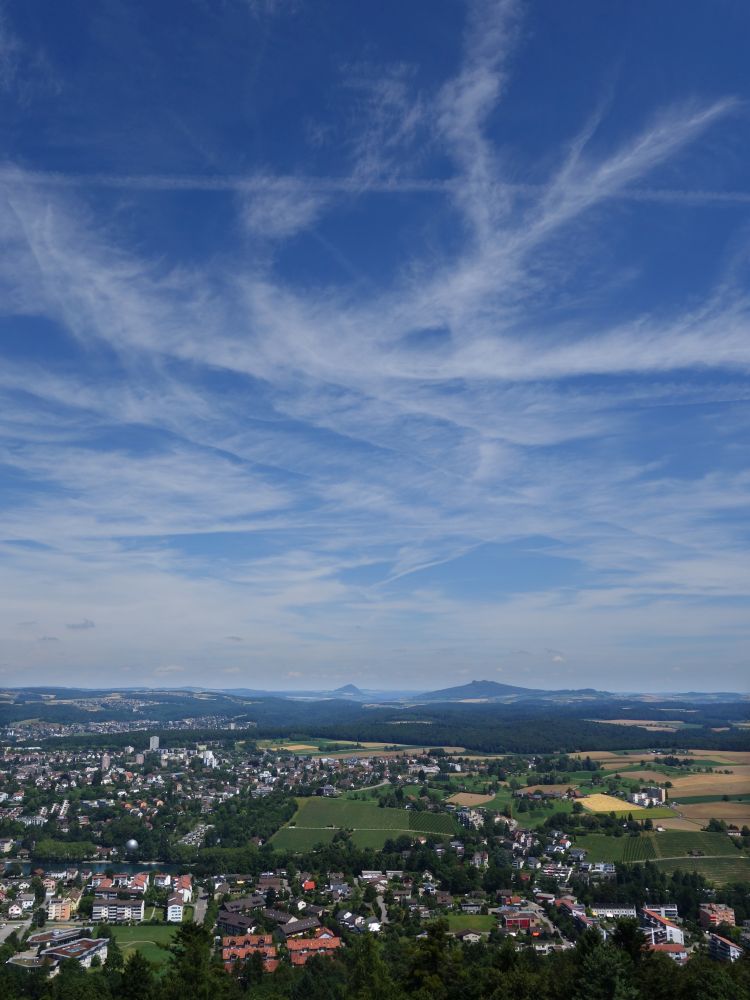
[590, 719, 683, 731]
[524, 784, 580, 794]
[256, 737, 462, 758]
[580, 751, 654, 762]
[676, 792, 750, 804]
[580, 749, 750, 765]
[597, 759, 725, 771]
[605, 769, 675, 782]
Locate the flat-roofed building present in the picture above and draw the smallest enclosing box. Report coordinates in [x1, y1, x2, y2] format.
[700, 903, 735, 930]
[46, 898, 71, 921]
[91, 895, 144, 923]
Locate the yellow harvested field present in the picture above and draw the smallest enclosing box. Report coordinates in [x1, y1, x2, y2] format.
[581, 793, 633, 812]
[446, 792, 496, 806]
[281, 744, 320, 751]
[680, 802, 750, 825]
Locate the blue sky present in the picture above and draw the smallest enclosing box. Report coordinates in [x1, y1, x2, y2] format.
[1, 0, 749, 692]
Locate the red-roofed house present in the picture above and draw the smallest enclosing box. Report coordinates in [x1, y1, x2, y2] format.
[647, 942, 688, 965]
[287, 936, 342, 966]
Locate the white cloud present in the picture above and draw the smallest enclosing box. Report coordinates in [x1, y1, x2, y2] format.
[0, 0, 747, 691]
[240, 179, 328, 240]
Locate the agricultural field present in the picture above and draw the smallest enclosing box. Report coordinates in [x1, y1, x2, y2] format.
[270, 796, 459, 852]
[272, 826, 338, 851]
[108, 924, 178, 966]
[679, 801, 750, 826]
[668, 766, 750, 798]
[590, 719, 685, 732]
[580, 793, 674, 819]
[255, 737, 417, 757]
[446, 792, 496, 806]
[575, 830, 743, 865]
[676, 793, 750, 804]
[582, 752, 655, 764]
[524, 784, 580, 794]
[651, 831, 739, 858]
[600, 769, 672, 783]
[652, 856, 750, 885]
[657, 817, 710, 831]
[575, 834, 657, 863]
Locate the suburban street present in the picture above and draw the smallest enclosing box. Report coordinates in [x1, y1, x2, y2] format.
[193, 889, 209, 925]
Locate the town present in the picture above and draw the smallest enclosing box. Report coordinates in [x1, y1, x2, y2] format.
[1, 730, 748, 993]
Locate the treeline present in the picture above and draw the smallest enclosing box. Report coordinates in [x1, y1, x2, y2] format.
[2, 917, 750, 1000]
[37, 729, 255, 752]
[203, 790, 297, 848]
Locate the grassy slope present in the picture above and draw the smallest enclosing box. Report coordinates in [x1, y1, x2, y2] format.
[108, 924, 178, 965]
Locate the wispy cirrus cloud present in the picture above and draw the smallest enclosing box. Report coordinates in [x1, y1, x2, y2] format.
[0, 0, 748, 690]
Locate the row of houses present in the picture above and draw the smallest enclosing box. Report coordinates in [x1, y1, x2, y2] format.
[222, 927, 343, 972]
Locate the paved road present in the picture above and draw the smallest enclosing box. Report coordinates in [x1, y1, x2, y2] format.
[193, 890, 209, 925]
[0, 919, 30, 944]
[375, 895, 389, 925]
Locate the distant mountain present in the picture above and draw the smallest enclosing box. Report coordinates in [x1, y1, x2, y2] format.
[418, 678, 607, 703]
[332, 684, 364, 696]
